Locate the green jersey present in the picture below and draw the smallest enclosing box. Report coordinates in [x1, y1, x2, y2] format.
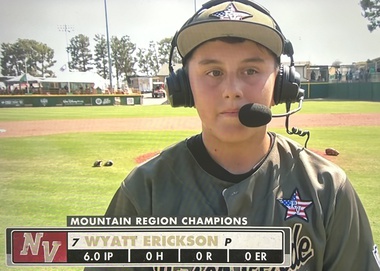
[86, 133, 380, 271]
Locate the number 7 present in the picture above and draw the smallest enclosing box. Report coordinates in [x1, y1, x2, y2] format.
[72, 238, 80, 247]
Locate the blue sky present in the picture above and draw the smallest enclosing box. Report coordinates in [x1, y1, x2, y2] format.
[0, 0, 379, 73]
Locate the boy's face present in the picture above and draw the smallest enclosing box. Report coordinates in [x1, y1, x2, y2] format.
[187, 39, 278, 142]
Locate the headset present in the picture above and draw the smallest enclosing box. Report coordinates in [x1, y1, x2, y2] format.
[166, 0, 304, 108]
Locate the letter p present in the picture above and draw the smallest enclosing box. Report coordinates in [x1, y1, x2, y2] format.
[224, 238, 232, 246]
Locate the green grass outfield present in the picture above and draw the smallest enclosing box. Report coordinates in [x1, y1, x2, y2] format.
[0, 100, 379, 121]
[0, 101, 379, 271]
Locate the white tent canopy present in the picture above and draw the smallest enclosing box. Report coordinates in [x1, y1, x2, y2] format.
[6, 73, 41, 84]
[42, 71, 108, 90]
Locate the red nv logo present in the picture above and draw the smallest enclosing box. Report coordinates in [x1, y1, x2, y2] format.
[12, 232, 67, 263]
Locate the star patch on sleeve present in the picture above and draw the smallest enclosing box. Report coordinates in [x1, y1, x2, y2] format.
[209, 3, 253, 21]
[278, 189, 313, 221]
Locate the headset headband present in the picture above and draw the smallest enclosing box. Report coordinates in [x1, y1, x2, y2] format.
[169, 0, 294, 72]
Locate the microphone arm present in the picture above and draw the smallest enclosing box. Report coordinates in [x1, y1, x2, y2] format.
[284, 100, 310, 148]
[272, 97, 310, 148]
[272, 98, 304, 118]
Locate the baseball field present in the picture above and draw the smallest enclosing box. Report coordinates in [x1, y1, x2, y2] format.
[0, 100, 379, 270]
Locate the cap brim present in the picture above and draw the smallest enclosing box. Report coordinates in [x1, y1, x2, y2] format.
[177, 20, 284, 58]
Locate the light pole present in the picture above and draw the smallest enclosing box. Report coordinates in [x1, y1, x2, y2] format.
[25, 58, 29, 94]
[58, 24, 74, 70]
[58, 24, 74, 93]
[104, 0, 113, 92]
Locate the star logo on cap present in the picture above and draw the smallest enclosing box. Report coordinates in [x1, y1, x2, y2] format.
[210, 3, 253, 21]
[278, 189, 313, 221]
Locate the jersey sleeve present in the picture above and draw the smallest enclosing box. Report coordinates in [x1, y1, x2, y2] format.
[83, 186, 152, 271]
[323, 178, 379, 270]
[104, 162, 156, 216]
[104, 186, 139, 217]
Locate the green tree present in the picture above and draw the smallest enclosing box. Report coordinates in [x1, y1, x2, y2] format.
[33, 42, 56, 77]
[136, 47, 150, 76]
[67, 34, 93, 71]
[157, 37, 181, 66]
[137, 41, 160, 76]
[0, 39, 56, 77]
[111, 35, 136, 88]
[1, 43, 21, 76]
[360, 0, 380, 32]
[93, 34, 109, 79]
[148, 41, 160, 75]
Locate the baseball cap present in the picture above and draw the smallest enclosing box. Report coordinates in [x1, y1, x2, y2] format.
[176, 0, 285, 58]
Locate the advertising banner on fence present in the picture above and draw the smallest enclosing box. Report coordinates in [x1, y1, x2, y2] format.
[0, 95, 142, 107]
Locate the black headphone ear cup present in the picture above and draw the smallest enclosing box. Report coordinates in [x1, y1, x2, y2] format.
[165, 68, 194, 107]
[273, 64, 284, 105]
[284, 65, 301, 103]
[274, 64, 301, 104]
[177, 69, 193, 107]
[166, 70, 181, 107]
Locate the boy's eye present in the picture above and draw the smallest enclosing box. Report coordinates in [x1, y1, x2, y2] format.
[207, 70, 223, 77]
[245, 68, 257, 75]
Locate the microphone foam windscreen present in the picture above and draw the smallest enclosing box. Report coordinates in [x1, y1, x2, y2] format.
[238, 103, 272, 127]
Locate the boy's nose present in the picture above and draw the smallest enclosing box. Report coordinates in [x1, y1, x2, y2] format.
[223, 75, 243, 99]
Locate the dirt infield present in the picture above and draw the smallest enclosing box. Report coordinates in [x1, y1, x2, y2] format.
[0, 113, 379, 138]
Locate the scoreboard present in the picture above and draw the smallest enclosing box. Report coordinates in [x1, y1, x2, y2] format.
[6, 226, 291, 268]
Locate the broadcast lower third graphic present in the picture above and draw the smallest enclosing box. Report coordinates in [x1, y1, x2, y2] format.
[6, 226, 291, 267]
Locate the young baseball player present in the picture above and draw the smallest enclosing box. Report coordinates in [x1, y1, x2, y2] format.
[87, 0, 380, 270]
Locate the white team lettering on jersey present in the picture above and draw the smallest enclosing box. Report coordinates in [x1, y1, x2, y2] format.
[373, 245, 380, 268]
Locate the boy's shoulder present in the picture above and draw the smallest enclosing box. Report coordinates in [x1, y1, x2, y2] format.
[272, 133, 347, 184]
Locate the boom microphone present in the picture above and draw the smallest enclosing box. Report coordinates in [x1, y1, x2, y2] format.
[238, 102, 311, 147]
[238, 103, 272, 127]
